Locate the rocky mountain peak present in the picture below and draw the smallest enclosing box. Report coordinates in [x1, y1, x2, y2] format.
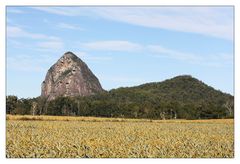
[41, 51, 104, 101]
[61, 51, 78, 60]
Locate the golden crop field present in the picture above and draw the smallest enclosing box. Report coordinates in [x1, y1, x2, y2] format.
[6, 115, 234, 158]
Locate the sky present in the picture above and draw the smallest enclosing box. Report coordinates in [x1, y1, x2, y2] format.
[6, 6, 234, 98]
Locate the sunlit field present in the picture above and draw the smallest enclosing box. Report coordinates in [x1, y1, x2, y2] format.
[6, 115, 234, 158]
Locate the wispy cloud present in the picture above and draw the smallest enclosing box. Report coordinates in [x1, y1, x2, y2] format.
[95, 7, 233, 40]
[37, 41, 64, 50]
[7, 54, 55, 72]
[75, 51, 87, 57]
[32, 7, 83, 16]
[7, 25, 64, 51]
[7, 26, 59, 40]
[57, 23, 84, 30]
[147, 44, 233, 67]
[75, 51, 112, 63]
[147, 45, 202, 63]
[79, 39, 232, 67]
[80, 40, 142, 52]
[32, 7, 233, 40]
[7, 8, 25, 14]
[84, 56, 112, 63]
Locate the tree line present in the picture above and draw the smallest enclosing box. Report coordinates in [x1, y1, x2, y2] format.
[6, 76, 234, 119]
[6, 92, 234, 120]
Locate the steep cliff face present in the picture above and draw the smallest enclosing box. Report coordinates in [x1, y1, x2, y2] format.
[41, 51, 104, 101]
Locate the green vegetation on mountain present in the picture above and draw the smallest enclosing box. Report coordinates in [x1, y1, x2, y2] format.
[6, 75, 234, 119]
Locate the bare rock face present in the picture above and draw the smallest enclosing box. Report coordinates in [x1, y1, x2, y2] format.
[41, 51, 104, 101]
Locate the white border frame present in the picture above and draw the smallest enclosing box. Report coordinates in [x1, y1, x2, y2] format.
[1, 0, 239, 163]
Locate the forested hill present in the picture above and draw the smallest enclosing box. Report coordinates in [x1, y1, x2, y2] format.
[6, 75, 234, 120]
[111, 75, 232, 106]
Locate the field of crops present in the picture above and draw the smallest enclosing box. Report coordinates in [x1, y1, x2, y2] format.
[6, 115, 234, 158]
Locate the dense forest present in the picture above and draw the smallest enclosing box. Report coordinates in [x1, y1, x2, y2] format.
[6, 75, 234, 120]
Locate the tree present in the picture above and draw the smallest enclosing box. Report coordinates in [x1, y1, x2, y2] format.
[223, 100, 234, 117]
[30, 102, 37, 116]
[6, 96, 18, 114]
[36, 97, 47, 115]
[46, 96, 78, 116]
[16, 98, 32, 115]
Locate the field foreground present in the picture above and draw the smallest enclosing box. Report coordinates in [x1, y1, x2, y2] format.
[6, 115, 234, 158]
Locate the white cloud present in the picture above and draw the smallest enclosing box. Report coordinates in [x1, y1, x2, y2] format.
[33, 7, 233, 40]
[7, 39, 64, 52]
[58, 23, 84, 30]
[147, 44, 233, 67]
[80, 40, 143, 52]
[7, 55, 54, 72]
[37, 41, 64, 50]
[75, 51, 112, 63]
[75, 51, 87, 57]
[7, 26, 20, 37]
[7, 8, 25, 14]
[7, 26, 59, 40]
[94, 7, 233, 40]
[76, 39, 232, 67]
[7, 26, 64, 51]
[147, 45, 202, 63]
[84, 56, 112, 62]
[32, 7, 83, 16]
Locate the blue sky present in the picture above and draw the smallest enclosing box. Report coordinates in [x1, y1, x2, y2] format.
[6, 6, 234, 98]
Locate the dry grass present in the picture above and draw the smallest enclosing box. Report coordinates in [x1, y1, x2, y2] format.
[6, 114, 148, 122]
[6, 115, 234, 158]
[6, 115, 233, 124]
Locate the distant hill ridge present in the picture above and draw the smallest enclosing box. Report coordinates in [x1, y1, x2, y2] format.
[93, 75, 233, 119]
[113, 75, 232, 104]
